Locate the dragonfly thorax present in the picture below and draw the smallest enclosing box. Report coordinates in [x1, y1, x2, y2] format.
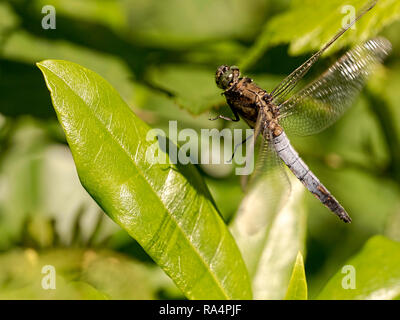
[215, 65, 240, 90]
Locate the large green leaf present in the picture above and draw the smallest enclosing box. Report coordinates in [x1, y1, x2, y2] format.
[230, 176, 307, 300]
[240, 0, 400, 71]
[37, 60, 252, 300]
[285, 252, 308, 300]
[318, 236, 400, 299]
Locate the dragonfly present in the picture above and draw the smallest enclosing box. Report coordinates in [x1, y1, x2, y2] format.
[212, 0, 391, 227]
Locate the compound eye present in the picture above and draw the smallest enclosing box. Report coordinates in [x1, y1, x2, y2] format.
[219, 65, 229, 75]
[215, 65, 233, 89]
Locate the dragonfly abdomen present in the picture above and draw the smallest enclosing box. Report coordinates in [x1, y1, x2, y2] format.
[273, 132, 351, 223]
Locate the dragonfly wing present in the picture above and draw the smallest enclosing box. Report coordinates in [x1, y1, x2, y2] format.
[235, 129, 291, 235]
[239, 103, 265, 189]
[279, 37, 391, 136]
[270, 0, 377, 106]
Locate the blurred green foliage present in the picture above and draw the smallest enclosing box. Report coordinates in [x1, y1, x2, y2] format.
[318, 236, 400, 299]
[1, 0, 400, 299]
[0, 248, 170, 299]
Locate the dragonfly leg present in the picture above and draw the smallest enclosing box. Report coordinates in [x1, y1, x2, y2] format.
[228, 134, 254, 163]
[209, 104, 240, 122]
[262, 93, 273, 103]
[209, 114, 240, 122]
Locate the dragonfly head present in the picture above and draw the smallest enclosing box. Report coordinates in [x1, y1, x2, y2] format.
[215, 65, 240, 90]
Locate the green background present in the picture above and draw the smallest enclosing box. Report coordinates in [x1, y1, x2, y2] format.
[1, 0, 400, 299]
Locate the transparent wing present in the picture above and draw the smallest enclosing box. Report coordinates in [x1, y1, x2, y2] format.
[235, 129, 291, 235]
[279, 37, 391, 136]
[270, 0, 377, 106]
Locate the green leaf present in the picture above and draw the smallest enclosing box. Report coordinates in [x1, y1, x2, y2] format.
[318, 236, 400, 299]
[230, 176, 307, 299]
[147, 64, 224, 115]
[37, 59, 252, 300]
[240, 0, 400, 71]
[285, 252, 308, 300]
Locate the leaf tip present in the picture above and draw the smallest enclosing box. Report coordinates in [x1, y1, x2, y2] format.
[36, 61, 54, 76]
[284, 251, 308, 300]
[36, 59, 54, 70]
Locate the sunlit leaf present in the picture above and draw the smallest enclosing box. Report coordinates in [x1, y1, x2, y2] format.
[318, 236, 400, 299]
[285, 251, 308, 300]
[231, 176, 307, 299]
[37, 59, 252, 300]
